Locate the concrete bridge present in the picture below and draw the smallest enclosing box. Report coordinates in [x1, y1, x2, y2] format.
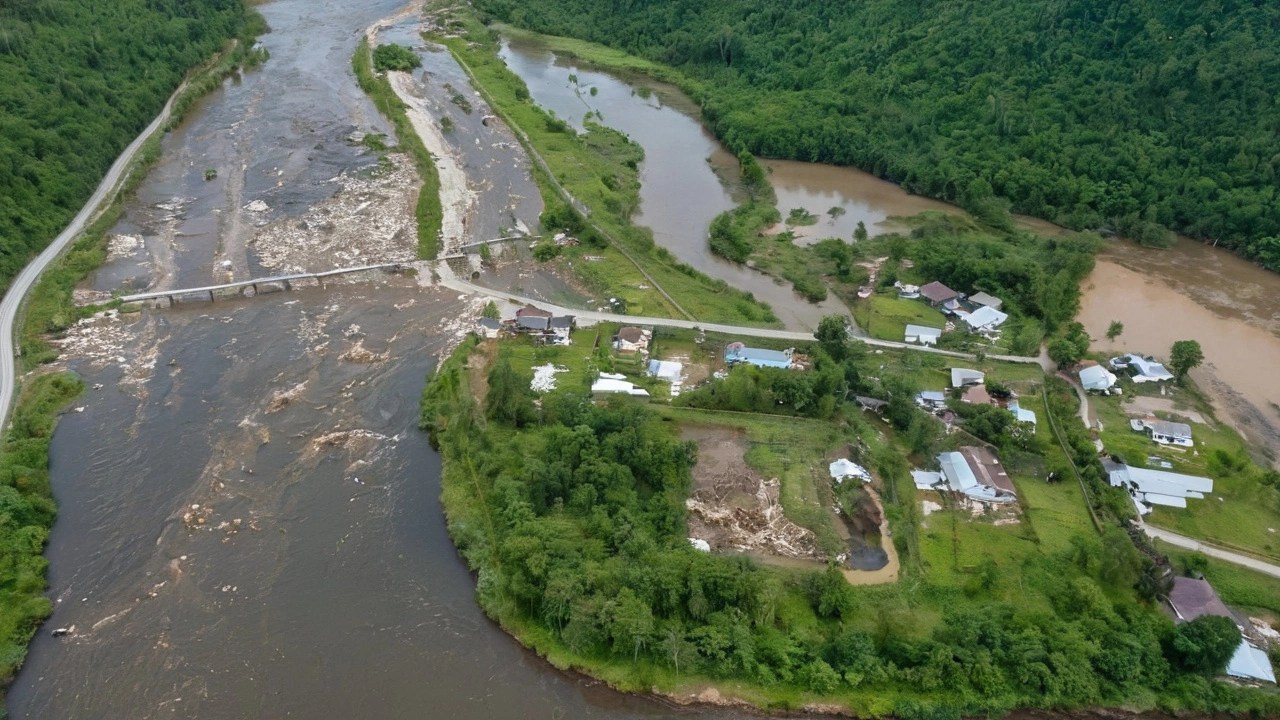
[109, 263, 406, 308]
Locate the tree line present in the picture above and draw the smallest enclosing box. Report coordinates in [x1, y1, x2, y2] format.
[0, 0, 253, 296]
[474, 0, 1280, 271]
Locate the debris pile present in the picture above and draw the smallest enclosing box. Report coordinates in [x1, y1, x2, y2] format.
[686, 475, 818, 559]
[251, 156, 420, 273]
[531, 364, 569, 393]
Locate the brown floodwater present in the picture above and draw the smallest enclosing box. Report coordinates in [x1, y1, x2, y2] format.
[1078, 238, 1280, 461]
[497, 37, 851, 331]
[765, 160, 961, 245]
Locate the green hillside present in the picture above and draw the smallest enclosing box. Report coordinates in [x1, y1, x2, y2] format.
[474, 0, 1280, 268]
[0, 0, 253, 294]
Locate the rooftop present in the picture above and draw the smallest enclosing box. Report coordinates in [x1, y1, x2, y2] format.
[516, 304, 552, 319]
[1149, 420, 1192, 439]
[951, 368, 985, 387]
[919, 280, 958, 303]
[905, 324, 942, 338]
[962, 305, 1009, 330]
[959, 445, 1016, 495]
[969, 291, 1002, 310]
[1168, 577, 1233, 622]
[617, 326, 647, 343]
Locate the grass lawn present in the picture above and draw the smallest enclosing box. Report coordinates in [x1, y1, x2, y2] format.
[1091, 381, 1280, 561]
[852, 294, 946, 343]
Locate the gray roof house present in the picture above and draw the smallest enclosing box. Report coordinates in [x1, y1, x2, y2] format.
[969, 291, 1002, 311]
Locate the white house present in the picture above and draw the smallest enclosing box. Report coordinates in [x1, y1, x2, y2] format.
[614, 326, 651, 354]
[904, 324, 942, 346]
[1137, 419, 1194, 447]
[1126, 354, 1176, 383]
[647, 360, 683, 384]
[829, 459, 872, 484]
[951, 368, 985, 387]
[961, 305, 1009, 333]
[1079, 365, 1118, 392]
[1107, 462, 1212, 513]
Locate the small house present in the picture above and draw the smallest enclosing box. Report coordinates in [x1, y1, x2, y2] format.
[969, 292, 1003, 311]
[1106, 461, 1212, 513]
[916, 390, 947, 409]
[961, 305, 1009, 333]
[476, 317, 502, 339]
[724, 346, 793, 369]
[1079, 365, 1118, 393]
[937, 446, 1016, 504]
[647, 360, 683, 396]
[919, 281, 959, 306]
[1138, 419, 1194, 447]
[1007, 401, 1037, 425]
[904, 324, 942, 346]
[549, 316, 575, 345]
[1125, 354, 1176, 383]
[614, 326, 651, 354]
[517, 315, 549, 333]
[951, 368, 985, 387]
[1168, 577, 1276, 684]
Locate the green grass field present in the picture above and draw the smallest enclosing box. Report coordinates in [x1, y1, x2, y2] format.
[852, 294, 946, 343]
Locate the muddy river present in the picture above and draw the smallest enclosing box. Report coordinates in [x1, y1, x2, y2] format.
[5, 0, 738, 716]
[498, 37, 852, 331]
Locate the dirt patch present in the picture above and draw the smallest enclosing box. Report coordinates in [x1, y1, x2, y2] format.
[250, 155, 420, 273]
[387, 71, 477, 256]
[468, 339, 499, 404]
[1125, 395, 1208, 425]
[681, 425, 819, 559]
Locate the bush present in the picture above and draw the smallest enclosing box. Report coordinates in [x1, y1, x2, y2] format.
[372, 43, 421, 72]
[1172, 615, 1241, 675]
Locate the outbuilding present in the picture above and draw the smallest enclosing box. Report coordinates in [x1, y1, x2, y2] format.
[904, 324, 942, 346]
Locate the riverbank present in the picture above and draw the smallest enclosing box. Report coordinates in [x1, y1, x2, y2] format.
[427, 9, 785, 327]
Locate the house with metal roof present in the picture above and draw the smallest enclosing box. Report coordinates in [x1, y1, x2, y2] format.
[1138, 418, 1193, 447]
[1108, 462, 1212, 512]
[969, 291, 1003, 311]
[919, 281, 958, 306]
[1079, 365, 1118, 392]
[1124, 354, 1176, 383]
[591, 378, 650, 397]
[1168, 577, 1276, 684]
[904, 324, 942, 346]
[916, 390, 947, 408]
[1008, 400, 1037, 425]
[961, 305, 1009, 332]
[829, 459, 872, 484]
[937, 446, 1017, 504]
[951, 368, 985, 387]
[724, 346, 793, 369]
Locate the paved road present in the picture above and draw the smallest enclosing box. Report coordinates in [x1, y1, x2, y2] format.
[436, 267, 1041, 363]
[0, 72, 193, 425]
[1142, 522, 1280, 579]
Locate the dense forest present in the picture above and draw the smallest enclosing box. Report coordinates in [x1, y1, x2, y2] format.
[423, 337, 1277, 716]
[0, 0, 252, 294]
[474, 0, 1280, 270]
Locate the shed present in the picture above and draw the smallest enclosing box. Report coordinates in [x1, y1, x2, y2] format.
[969, 291, 1003, 311]
[725, 346, 793, 369]
[919, 281, 959, 306]
[916, 390, 947, 408]
[951, 368, 985, 387]
[904, 324, 942, 346]
[1079, 365, 1118, 392]
[647, 360, 683, 383]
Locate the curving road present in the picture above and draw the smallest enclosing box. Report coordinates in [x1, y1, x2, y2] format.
[0, 74, 193, 426]
[1142, 521, 1280, 579]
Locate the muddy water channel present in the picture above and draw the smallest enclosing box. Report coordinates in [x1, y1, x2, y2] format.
[498, 37, 850, 330]
[7, 0, 736, 717]
[1079, 239, 1280, 463]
